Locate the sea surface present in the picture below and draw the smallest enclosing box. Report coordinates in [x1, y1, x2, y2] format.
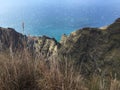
[0, 3, 120, 41]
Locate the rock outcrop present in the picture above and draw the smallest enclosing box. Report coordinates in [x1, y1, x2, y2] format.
[58, 18, 120, 77]
[29, 36, 60, 57]
[0, 27, 60, 58]
[0, 27, 27, 52]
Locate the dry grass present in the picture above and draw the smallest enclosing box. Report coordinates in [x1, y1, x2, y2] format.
[0, 52, 120, 90]
[0, 52, 87, 90]
[110, 79, 120, 90]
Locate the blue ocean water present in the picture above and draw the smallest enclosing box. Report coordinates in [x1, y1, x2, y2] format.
[0, 3, 120, 40]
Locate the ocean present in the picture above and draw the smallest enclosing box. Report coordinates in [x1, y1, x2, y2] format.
[0, 3, 120, 41]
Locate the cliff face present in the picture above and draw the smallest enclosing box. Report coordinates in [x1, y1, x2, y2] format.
[0, 27, 60, 58]
[0, 27, 27, 52]
[58, 18, 120, 77]
[29, 36, 60, 57]
[0, 18, 120, 77]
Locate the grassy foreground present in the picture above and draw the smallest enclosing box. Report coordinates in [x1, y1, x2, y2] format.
[0, 52, 120, 90]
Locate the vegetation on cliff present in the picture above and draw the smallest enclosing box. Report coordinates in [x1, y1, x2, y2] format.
[0, 18, 120, 89]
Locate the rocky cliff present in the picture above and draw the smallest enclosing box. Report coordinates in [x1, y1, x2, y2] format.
[0, 27, 60, 58]
[0, 18, 120, 78]
[0, 27, 27, 52]
[58, 18, 120, 77]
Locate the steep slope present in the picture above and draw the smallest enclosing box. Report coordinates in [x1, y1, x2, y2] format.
[0, 27, 27, 52]
[58, 18, 120, 77]
[0, 27, 60, 57]
[29, 36, 60, 57]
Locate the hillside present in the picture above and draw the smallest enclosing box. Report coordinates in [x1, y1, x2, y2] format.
[58, 18, 120, 77]
[0, 18, 120, 90]
[0, 18, 120, 78]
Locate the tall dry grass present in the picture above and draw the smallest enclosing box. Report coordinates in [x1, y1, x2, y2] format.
[0, 52, 87, 90]
[0, 51, 120, 90]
